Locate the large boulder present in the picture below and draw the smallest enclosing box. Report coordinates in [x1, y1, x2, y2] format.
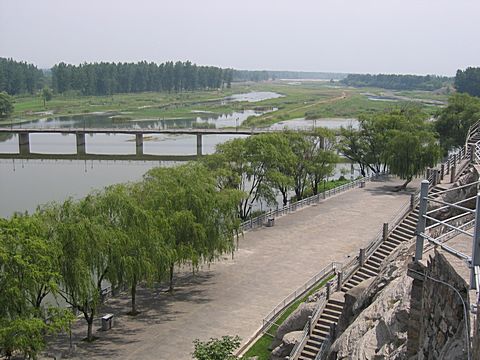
[270, 331, 303, 360]
[270, 302, 316, 349]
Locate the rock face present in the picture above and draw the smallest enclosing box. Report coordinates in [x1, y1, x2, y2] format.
[270, 331, 303, 360]
[270, 302, 316, 350]
[329, 241, 414, 360]
[414, 252, 469, 360]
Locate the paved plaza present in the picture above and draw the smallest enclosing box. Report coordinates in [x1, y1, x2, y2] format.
[49, 177, 421, 360]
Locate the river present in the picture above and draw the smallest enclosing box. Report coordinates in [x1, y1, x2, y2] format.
[0, 92, 361, 218]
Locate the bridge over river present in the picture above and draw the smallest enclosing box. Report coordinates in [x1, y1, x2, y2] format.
[0, 127, 278, 157]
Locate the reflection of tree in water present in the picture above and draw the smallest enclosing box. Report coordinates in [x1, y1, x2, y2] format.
[0, 133, 14, 142]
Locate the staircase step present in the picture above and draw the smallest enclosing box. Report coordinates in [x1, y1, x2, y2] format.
[300, 348, 317, 359]
[363, 262, 380, 273]
[358, 267, 377, 278]
[352, 273, 369, 282]
[375, 247, 391, 257]
[303, 344, 321, 355]
[328, 299, 345, 307]
[323, 308, 342, 317]
[395, 227, 415, 237]
[370, 253, 386, 262]
[318, 318, 337, 327]
[326, 303, 344, 312]
[321, 313, 339, 323]
[380, 242, 396, 251]
[386, 237, 402, 245]
[390, 232, 411, 242]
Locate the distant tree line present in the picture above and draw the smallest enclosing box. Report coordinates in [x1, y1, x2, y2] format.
[455, 67, 480, 97]
[0, 58, 44, 95]
[51, 61, 234, 95]
[340, 73, 451, 91]
[232, 70, 347, 82]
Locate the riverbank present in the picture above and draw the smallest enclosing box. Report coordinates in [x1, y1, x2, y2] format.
[44, 176, 418, 359]
[2, 82, 446, 128]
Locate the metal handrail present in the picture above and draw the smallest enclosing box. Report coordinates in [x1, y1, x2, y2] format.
[240, 174, 387, 232]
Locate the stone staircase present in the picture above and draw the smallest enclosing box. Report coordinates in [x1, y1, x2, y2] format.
[299, 298, 344, 360]
[295, 184, 455, 359]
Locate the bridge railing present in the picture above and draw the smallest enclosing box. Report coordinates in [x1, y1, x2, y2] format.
[240, 174, 387, 233]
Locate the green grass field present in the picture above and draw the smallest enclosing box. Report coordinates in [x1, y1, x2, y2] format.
[3, 82, 446, 127]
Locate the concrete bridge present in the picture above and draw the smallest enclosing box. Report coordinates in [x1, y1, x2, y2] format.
[0, 127, 275, 157]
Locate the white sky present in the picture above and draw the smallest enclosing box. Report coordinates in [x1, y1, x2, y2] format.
[0, 0, 479, 75]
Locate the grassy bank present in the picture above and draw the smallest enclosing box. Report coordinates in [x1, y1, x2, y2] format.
[2, 82, 445, 127]
[243, 274, 334, 360]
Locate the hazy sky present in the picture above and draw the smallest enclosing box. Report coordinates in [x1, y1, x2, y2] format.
[1, 0, 479, 75]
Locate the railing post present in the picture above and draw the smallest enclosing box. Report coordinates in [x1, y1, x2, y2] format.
[359, 248, 366, 267]
[470, 193, 480, 289]
[410, 194, 415, 210]
[440, 164, 445, 181]
[426, 168, 431, 180]
[326, 281, 331, 300]
[471, 144, 476, 163]
[383, 223, 389, 242]
[446, 160, 450, 175]
[307, 315, 312, 335]
[415, 180, 429, 262]
[336, 271, 343, 291]
[450, 164, 456, 183]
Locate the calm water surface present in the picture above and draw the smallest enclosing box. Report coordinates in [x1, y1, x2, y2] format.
[0, 92, 363, 217]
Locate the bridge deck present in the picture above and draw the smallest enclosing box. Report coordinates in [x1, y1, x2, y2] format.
[0, 127, 271, 135]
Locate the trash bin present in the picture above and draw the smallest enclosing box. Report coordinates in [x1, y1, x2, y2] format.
[101, 314, 114, 331]
[266, 217, 275, 227]
[360, 181, 366, 188]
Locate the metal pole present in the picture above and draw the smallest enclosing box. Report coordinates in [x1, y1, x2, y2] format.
[471, 193, 480, 288]
[359, 248, 366, 267]
[383, 223, 389, 242]
[415, 180, 429, 261]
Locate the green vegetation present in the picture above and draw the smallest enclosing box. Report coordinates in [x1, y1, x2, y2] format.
[341, 73, 451, 91]
[202, 130, 338, 219]
[0, 92, 14, 118]
[0, 162, 241, 355]
[51, 61, 233, 95]
[243, 275, 334, 360]
[455, 67, 480, 97]
[339, 108, 441, 189]
[435, 93, 480, 153]
[0, 58, 44, 95]
[193, 336, 241, 360]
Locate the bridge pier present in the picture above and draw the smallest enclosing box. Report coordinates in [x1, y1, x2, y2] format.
[136, 133, 144, 156]
[18, 133, 30, 155]
[76, 133, 86, 155]
[196, 134, 203, 156]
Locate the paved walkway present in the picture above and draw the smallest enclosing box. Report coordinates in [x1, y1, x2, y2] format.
[48, 177, 420, 360]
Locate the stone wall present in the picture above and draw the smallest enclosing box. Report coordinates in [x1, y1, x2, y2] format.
[408, 251, 470, 360]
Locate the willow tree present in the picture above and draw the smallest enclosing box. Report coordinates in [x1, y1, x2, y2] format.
[204, 134, 285, 220]
[0, 214, 72, 358]
[306, 128, 339, 195]
[44, 199, 105, 342]
[143, 163, 242, 292]
[387, 129, 441, 190]
[97, 183, 164, 315]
